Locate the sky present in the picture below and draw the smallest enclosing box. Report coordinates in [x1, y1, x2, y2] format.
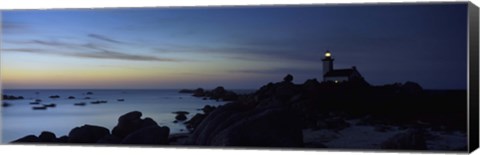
[0, 3, 468, 89]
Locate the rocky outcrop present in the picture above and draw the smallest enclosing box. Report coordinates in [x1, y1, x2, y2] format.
[2, 95, 24, 100]
[12, 135, 40, 143]
[12, 111, 169, 145]
[173, 111, 189, 121]
[68, 125, 110, 143]
[12, 131, 60, 143]
[188, 103, 303, 147]
[39, 131, 57, 143]
[121, 126, 170, 145]
[187, 87, 238, 101]
[185, 105, 217, 131]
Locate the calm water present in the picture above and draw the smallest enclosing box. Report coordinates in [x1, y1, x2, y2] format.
[1, 89, 236, 143]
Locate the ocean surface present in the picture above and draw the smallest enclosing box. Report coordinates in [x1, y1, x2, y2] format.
[1, 89, 252, 143]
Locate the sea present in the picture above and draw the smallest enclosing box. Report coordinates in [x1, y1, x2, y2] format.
[0, 89, 253, 143]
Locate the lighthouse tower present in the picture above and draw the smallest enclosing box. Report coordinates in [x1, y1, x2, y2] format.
[322, 50, 334, 76]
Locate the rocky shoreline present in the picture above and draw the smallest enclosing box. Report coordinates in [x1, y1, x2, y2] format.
[10, 74, 468, 151]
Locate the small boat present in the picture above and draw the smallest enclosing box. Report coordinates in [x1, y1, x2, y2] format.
[43, 103, 56, 108]
[84, 97, 91, 99]
[35, 99, 42, 102]
[86, 92, 93, 95]
[32, 106, 47, 110]
[68, 96, 76, 99]
[74, 102, 86, 106]
[117, 99, 125, 102]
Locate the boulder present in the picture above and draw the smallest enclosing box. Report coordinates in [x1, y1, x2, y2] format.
[401, 81, 423, 95]
[121, 125, 170, 145]
[68, 124, 110, 143]
[112, 111, 160, 139]
[283, 74, 294, 83]
[193, 88, 205, 97]
[185, 113, 206, 131]
[141, 117, 158, 128]
[188, 103, 304, 147]
[11, 135, 40, 143]
[202, 105, 216, 114]
[39, 131, 57, 143]
[175, 113, 188, 121]
[112, 111, 143, 138]
[222, 91, 238, 101]
[380, 128, 427, 150]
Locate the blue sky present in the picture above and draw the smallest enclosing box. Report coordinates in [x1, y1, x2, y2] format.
[1, 3, 468, 89]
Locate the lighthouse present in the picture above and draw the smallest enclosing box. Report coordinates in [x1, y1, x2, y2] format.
[321, 50, 365, 82]
[322, 50, 334, 76]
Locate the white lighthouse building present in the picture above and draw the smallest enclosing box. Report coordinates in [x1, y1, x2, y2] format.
[322, 50, 363, 83]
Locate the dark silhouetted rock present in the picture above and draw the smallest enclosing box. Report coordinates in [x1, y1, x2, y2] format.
[68, 96, 76, 99]
[185, 113, 206, 131]
[283, 74, 294, 83]
[68, 124, 110, 143]
[112, 111, 143, 138]
[189, 103, 303, 147]
[380, 128, 427, 150]
[201, 105, 216, 114]
[3, 95, 24, 100]
[172, 111, 190, 115]
[12, 135, 39, 143]
[121, 126, 170, 145]
[141, 117, 158, 128]
[49, 95, 60, 99]
[401, 81, 423, 95]
[58, 136, 69, 143]
[193, 88, 205, 97]
[39, 131, 57, 143]
[175, 113, 188, 121]
[2, 102, 12, 107]
[97, 134, 122, 144]
[112, 111, 160, 139]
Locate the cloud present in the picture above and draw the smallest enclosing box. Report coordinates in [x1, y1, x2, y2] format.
[230, 67, 319, 75]
[71, 50, 179, 62]
[88, 34, 124, 44]
[3, 39, 181, 62]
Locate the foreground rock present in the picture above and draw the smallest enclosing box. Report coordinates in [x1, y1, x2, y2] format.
[68, 125, 110, 143]
[188, 102, 304, 147]
[12, 111, 170, 145]
[121, 125, 170, 145]
[12, 131, 60, 143]
[112, 111, 159, 139]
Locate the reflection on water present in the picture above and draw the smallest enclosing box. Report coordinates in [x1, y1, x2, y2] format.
[1, 89, 227, 143]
